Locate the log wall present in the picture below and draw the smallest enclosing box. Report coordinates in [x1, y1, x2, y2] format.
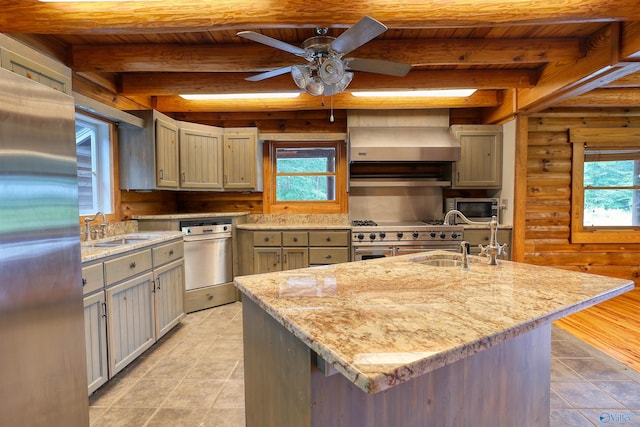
[519, 110, 640, 285]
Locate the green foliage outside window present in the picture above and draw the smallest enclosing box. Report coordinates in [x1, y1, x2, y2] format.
[583, 160, 639, 226]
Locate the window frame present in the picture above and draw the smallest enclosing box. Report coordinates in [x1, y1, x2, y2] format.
[75, 111, 117, 220]
[570, 127, 640, 243]
[263, 140, 348, 214]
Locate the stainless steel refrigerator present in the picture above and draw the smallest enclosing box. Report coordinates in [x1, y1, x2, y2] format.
[0, 68, 89, 425]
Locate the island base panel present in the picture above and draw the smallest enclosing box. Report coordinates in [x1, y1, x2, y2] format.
[242, 297, 550, 427]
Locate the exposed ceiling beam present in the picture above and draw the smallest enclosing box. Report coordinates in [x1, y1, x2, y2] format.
[555, 88, 640, 107]
[2, 0, 639, 34]
[603, 71, 640, 87]
[71, 38, 581, 73]
[120, 70, 537, 96]
[515, 23, 640, 113]
[152, 90, 500, 113]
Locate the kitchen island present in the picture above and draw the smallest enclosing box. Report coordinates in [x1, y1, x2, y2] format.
[234, 252, 633, 427]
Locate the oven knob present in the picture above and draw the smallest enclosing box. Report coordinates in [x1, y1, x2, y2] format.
[380, 232, 386, 239]
[430, 231, 436, 238]
[357, 233, 364, 240]
[440, 232, 446, 239]
[369, 233, 376, 240]
[412, 231, 419, 238]
[451, 232, 459, 239]
[397, 232, 403, 238]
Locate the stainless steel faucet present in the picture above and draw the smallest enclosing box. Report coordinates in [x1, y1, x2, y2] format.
[84, 211, 107, 240]
[460, 240, 470, 270]
[444, 210, 507, 266]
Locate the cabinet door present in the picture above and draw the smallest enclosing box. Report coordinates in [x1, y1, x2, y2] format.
[105, 272, 155, 377]
[155, 117, 179, 188]
[253, 248, 282, 274]
[223, 132, 257, 190]
[154, 259, 185, 339]
[84, 292, 108, 395]
[179, 127, 223, 189]
[283, 247, 309, 271]
[452, 126, 502, 188]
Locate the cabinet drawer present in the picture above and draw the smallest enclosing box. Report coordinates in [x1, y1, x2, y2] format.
[152, 240, 184, 267]
[253, 231, 282, 246]
[184, 283, 237, 313]
[282, 231, 308, 246]
[104, 249, 152, 286]
[309, 231, 349, 247]
[82, 263, 104, 295]
[309, 248, 350, 265]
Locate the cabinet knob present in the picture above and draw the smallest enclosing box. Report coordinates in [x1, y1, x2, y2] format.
[293, 237, 298, 242]
[326, 237, 331, 242]
[207, 294, 214, 301]
[82, 278, 87, 286]
[130, 261, 137, 269]
[325, 254, 332, 259]
[264, 237, 270, 242]
[169, 249, 174, 256]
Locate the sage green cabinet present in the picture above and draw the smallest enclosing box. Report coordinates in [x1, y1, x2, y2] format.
[223, 128, 263, 191]
[451, 125, 503, 189]
[179, 122, 224, 189]
[119, 110, 179, 190]
[238, 229, 350, 275]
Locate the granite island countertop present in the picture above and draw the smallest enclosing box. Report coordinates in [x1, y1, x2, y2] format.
[234, 251, 633, 394]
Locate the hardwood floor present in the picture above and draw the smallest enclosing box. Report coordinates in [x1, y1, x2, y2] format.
[554, 287, 640, 372]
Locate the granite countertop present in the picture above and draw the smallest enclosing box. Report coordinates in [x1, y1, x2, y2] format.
[81, 231, 184, 262]
[236, 223, 351, 230]
[133, 212, 249, 220]
[234, 251, 633, 394]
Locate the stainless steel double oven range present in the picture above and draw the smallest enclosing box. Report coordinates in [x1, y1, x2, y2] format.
[351, 220, 464, 261]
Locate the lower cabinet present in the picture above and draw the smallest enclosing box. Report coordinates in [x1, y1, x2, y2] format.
[83, 291, 108, 395]
[82, 237, 185, 395]
[154, 259, 185, 339]
[106, 271, 156, 377]
[239, 229, 350, 275]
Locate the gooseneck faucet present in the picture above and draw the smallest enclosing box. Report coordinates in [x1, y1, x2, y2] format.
[444, 210, 507, 266]
[84, 211, 107, 240]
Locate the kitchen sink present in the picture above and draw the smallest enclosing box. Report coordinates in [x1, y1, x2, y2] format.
[409, 253, 480, 267]
[84, 236, 152, 248]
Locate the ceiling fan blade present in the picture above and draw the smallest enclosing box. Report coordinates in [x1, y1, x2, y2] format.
[344, 58, 412, 77]
[330, 16, 387, 55]
[237, 31, 306, 56]
[245, 66, 293, 82]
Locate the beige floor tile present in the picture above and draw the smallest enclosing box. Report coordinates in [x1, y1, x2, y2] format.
[110, 379, 179, 408]
[185, 358, 238, 380]
[90, 407, 156, 427]
[550, 409, 596, 427]
[145, 408, 206, 427]
[162, 379, 226, 409]
[200, 407, 246, 427]
[89, 377, 138, 407]
[143, 356, 196, 380]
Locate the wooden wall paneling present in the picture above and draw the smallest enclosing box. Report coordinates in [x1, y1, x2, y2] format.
[511, 116, 529, 262]
[119, 190, 178, 219]
[176, 191, 263, 214]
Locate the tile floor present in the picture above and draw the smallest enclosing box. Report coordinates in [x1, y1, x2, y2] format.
[89, 302, 640, 427]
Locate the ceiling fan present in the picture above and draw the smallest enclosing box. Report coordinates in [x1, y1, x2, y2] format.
[237, 16, 411, 96]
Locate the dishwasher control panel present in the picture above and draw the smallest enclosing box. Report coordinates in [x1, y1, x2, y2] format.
[180, 219, 232, 236]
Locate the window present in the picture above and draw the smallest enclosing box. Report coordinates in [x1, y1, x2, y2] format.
[76, 113, 113, 216]
[570, 128, 640, 243]
[265, 140, 347, 213]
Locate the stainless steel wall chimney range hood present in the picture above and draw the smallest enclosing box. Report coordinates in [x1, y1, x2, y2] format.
[349, 127, 461, 162]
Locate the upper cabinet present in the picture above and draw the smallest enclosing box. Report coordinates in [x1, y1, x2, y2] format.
[450, 125, 503, 189]
[0, 34, 72, 95]
[119, 111, 262, 192]
[223, 128, 262, 191]
[179, 122, 224, 190]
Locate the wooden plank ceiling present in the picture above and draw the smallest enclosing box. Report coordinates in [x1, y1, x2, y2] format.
[2, 0, 640, 120]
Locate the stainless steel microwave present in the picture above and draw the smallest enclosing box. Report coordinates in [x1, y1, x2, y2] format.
[445, 198, 499, 223]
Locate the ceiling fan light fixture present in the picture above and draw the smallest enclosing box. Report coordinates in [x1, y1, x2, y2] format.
[319, 58, 345, 84]
[324, 71, 354, 96]
[305, 76, 325, 96]
[291, 65, 311, 90]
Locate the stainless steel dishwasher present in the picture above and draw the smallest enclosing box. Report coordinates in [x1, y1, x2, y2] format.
[180, 219, 233, 300]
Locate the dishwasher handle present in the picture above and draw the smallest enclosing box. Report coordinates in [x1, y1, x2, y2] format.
[183, 232, 231, 242]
